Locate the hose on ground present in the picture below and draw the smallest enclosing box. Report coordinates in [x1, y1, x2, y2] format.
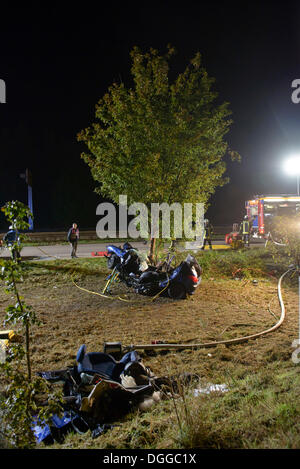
[33, 246, 293, 351]
[124, 268, 293, 352]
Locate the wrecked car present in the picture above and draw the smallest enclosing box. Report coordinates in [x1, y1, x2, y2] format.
[33, 345, 160, 444]
[33, 344, 199, 445]
[105, 243, 202, 299]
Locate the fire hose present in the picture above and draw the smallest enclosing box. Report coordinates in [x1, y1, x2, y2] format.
[35, 247, 170, 303]
[265, 232, 287, 247]
[34, 246, 292, 353]
[123, 268, 293, 352]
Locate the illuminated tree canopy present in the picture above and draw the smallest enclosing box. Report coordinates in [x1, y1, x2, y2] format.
[78, 46, 240, 255]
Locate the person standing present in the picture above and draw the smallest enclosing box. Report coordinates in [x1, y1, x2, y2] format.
[3, 225, 21, 262]
[201, 219, 213, 250]
[67, 223, 80, 258]
[240, 215, 251, 247]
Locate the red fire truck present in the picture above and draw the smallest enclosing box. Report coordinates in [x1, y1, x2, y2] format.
[225, 194, 300, 244]
[246, 194, 300, 238]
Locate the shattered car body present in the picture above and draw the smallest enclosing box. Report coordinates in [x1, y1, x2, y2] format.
[106, 242, 147, 275]
[132, 254, 202, 299]
[33, 344, 201, 445]
[106, 243, 202, 299]
[33, 345, 161, 444]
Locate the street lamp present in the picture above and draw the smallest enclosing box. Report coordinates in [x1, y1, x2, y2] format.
[284, 156, 300, 195]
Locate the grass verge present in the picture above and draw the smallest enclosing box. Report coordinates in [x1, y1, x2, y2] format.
[0, 246, 300, 449]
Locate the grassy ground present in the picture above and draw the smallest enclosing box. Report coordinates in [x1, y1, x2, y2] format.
[0, 247, 300, 449]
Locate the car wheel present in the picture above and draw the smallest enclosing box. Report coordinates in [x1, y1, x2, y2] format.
[107, 254, 118, 269]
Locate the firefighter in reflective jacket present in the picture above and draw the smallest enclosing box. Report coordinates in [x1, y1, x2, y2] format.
[240, 216, 251, 247]
[201, 219, 213, 250]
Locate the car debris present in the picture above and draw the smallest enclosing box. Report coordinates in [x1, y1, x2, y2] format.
[193, 382, 229, 396]
[33, 345, 200, 445]
[105, 243, 202, 299]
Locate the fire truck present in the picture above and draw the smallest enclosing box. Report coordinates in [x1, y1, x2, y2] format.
[225, 194, 300, 244]
[246, 195, 300, 238]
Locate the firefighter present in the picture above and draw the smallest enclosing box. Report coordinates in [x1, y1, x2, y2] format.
[3, 225, 21, 262]
[240, 215, 251, 247]
[201, 219, 213, 250]
[169, 238, 177, 251]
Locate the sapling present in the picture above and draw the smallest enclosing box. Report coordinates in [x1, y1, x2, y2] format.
[0, 201, 62, 448]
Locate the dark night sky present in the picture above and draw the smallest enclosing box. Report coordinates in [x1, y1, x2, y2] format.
[1, 1, 300, 230]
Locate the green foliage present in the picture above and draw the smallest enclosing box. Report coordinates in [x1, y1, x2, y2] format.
[175, 248, 268, 280]
[1, 200, 32, 231]
[0, 201, 63, 448]
[1, 200, 32, 263]
[0, 348, 62, 448]
[78, 45, 240, 210]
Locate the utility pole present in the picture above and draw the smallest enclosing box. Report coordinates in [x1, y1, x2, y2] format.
[20, 169, 34, 230]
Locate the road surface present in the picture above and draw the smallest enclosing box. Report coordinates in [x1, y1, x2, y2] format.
[0, 240, 237, 261]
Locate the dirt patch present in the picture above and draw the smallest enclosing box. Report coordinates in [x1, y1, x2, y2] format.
[0, 261, 297, 376]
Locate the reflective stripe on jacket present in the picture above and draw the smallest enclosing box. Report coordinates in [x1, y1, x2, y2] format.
[241, 221, 250, 234]
[204, 224, 213, 239]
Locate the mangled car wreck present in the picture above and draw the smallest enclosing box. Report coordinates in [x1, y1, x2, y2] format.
[33, 344, 198, 444]
[32, 245, 203, 444]
[105, 242, 202, 299]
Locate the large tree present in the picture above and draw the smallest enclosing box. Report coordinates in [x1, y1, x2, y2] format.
[78, 45, 239, 258]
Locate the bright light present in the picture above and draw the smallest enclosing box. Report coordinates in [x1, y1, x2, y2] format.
[263, 197, 300, 202]
[284, 156, 300, 175]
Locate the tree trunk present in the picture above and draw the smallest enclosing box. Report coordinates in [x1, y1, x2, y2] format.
[148, 237, 156, 264]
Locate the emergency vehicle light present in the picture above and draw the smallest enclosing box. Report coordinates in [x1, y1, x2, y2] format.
[262, 197, 300, 202]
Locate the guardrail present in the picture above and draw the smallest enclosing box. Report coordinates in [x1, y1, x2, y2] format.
[0, 226, 233, 242]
